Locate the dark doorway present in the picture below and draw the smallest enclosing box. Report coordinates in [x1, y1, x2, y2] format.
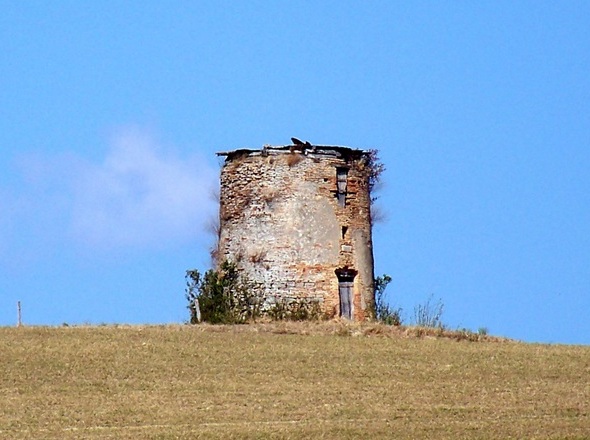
[335, 268, 357, 320]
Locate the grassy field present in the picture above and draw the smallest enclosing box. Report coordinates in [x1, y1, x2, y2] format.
[1, 322, 589, 439]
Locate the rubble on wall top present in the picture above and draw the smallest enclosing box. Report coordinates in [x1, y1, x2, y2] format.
[217, 138, 369, 161]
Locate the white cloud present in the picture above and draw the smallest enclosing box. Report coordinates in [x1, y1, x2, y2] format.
[4, 127, 218, 254]
[68, 128, 218, 249]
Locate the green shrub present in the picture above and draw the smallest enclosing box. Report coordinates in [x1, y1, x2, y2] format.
[185, 261, 263, 324]
[374, 274, 403, 326]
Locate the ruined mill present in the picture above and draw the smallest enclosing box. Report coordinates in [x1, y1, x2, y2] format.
[216, 139, 375, 321]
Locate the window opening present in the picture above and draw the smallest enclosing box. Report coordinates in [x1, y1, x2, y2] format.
[341, 226, 348, 239]
[336, 167, 348, 207]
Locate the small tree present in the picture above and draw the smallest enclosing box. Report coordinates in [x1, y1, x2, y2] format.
[374, 274, 402, 326]
[185, 261, 263, 324]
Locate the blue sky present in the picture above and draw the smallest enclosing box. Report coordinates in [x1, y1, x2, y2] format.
[1, 2, 589, 344]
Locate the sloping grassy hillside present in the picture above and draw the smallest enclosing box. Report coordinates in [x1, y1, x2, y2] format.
[1, 323, 589, 439]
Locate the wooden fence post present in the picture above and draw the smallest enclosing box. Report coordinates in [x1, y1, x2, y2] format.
[194, 298, 201, 323]
[17, 301, 22, 327]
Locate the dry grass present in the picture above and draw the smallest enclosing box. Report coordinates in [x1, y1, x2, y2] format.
[286, 153, 303, 167]
[1, 323, 589, 439]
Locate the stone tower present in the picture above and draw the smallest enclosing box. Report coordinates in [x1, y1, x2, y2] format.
[216, 141, 375, 321]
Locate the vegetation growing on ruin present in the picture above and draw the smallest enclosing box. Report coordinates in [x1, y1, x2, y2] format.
[286, 151, 304, 167]
[365, 148, 386, 202]
[363, 149, 387, 226]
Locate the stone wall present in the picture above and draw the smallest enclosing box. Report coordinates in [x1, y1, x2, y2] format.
[217, 145, 375, 321]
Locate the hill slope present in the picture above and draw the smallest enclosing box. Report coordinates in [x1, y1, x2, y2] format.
[1, 324, 589, 439]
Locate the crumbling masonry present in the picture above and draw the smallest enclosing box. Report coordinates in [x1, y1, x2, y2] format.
[217, 142, 375, 321]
